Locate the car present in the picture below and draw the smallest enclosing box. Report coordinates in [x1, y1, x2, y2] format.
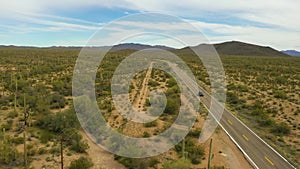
[198, 91, 204, 97]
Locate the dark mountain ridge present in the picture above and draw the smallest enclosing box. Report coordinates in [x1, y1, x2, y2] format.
[213, 41, 289, 57]
[0, 41, 292, 57]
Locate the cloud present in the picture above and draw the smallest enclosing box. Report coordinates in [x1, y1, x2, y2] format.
[0, 0, 299, 49]
[0, 10, 102, 33]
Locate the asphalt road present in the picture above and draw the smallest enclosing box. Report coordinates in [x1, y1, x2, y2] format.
[168, 62, 296, 169]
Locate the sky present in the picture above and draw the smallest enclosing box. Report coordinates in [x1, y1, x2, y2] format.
[0, 0, 299, 50]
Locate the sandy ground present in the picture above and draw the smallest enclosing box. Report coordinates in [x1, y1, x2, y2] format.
[197, 130, 253, 169]
[81, 131, 125, 169]
[123, 67, 254, 169]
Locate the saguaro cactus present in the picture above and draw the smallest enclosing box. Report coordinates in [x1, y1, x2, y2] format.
[14, 75, 18, 112]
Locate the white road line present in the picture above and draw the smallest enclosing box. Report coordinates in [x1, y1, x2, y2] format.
[168, 63, 260, 168]
[181, 68, 296, 169]
[166, 61, 296, 169]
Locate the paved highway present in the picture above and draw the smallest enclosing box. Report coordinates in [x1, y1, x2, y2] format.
[167, 62, 296, 169]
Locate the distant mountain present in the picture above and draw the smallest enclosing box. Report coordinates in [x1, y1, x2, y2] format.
[213, 41, 289, 57]
[110, 43, 175, 51]
[0, 44, 174, 51]
[0, 42, 293, 57]
[281, 50, 300, 57]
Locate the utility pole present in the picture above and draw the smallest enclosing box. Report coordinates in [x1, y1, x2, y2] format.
[23, 94, 28, 166]
[60, 115, 67, 169]
[1, 77, 4, 96]
[14, 75, 18, 112]
[208, 138, 213, 169]
[60, 136, 64, 169]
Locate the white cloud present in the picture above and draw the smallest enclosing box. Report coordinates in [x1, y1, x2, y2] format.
[0, 0, 299, 49]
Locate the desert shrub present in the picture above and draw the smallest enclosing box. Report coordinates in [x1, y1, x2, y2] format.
[148, 79, 160, 87]
[143, 132, 150, 138]
[0, 96, 9, 107]
[175, 139, 205, 164]
[69, 157, 93, 169]
[115, 156, 158, 169]
[37, 147, 48, 155]
[187, 145, 205, 164]
[211, 166, 226, 169]
[144, 121, 157, 127]
[167, 78, 177, 87]
[274, 76, 288, 85]
[187, 129, 201, 138]
[35, 109, 79, 133]
[162, 158, 192, 169]
[145, 98, 151, 107]
[11, 137, 24, 145]
[7, 111, 18, 118]
[271, 122, 291, 136]
[49, 93, 66, 109]
[39, 130, 54, 143]
[237, 85, 249, 92]
[0, 133, 20, 165]
[68, 133, 89, 153]
[273, 90, 287, 99]
[257, 117, 274, 127]
[164, 98, 180, 115]
[251, 108, 264, 116]
[227, 92, 239, 104]
[0, 120, 13, 131]
[52, 80, 65, 92]
[49, 146, 60, 155]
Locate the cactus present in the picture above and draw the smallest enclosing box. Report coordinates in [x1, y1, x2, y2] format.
[182, 138, 185, 159]
[1, 77, 4, 96]
[23, 94, 28, 166]
[14, 75, 18, 112]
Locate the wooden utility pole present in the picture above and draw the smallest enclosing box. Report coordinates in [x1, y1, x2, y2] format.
[14, 76, 18, 112]
[60, 115, 67, 169]
[23, 94, 27, 166]
[208, 138, 213, 169]
[1, 77, 4, 96]
[60, 136, 64, 169]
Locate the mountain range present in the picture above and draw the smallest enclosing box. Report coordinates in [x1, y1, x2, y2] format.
[281, 50, 300, 57]
[106, 41, 290, 57]
[1, 41, 296, 57]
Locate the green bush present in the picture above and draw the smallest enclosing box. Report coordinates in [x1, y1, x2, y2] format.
[39, 130, 54, 143]
[0, 120, 13, 131]
[69, 157, 93, 169]
[11, 137, 24, 145]
[49, 93, 66, 109]
[257, 117, 274, 127]
[148, 79, 160, 87]
[237, 85, 249, 92]
[144, 121, 157, 127]
[162, 158, 192, 169]
[187, 129, 201, 138]
[271, 122, 291, 136]
[164, 98, 180, 115]
[7, 111, 18, 118]
[0, 133, 20, 165]
[143, 132, 150, 138]
[115, 156, 158, 169]
[68, 132, 89, 153]
[167, 78, 177, 87]
[273, 90, 287, 99]
[36, 109, 79, 133]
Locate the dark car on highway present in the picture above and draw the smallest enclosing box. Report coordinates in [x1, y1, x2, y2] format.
[198, 91, 204, 97]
